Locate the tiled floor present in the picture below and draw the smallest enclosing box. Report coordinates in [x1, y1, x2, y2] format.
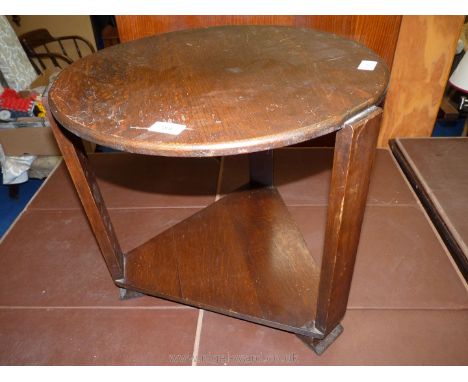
[0, 148, 467, 365]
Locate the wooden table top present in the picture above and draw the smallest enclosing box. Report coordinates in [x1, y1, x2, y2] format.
[49, 25, 389, 157]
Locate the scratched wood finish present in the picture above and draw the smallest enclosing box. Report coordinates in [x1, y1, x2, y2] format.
[123, 187, 322, 337]
[44, 98, 124, 280]
[315, 107, 382, 335]
[49, 25, 389, 157]
[115, 16, 401, 69]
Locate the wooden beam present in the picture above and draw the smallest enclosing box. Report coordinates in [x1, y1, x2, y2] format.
[45, 99, 124, 281]
[315, 107, 382, 334]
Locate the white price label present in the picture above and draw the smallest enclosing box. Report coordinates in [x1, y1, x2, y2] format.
[147, 121, 187, 135]
[357, 60, 378, 71]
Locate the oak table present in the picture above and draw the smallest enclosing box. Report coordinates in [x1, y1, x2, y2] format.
[45, 26, 389, 355]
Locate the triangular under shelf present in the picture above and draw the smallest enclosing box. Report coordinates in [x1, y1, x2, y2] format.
[123, 186, 321, 337]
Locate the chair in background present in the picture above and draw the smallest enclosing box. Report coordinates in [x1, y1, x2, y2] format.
[18, 28, 95, 75]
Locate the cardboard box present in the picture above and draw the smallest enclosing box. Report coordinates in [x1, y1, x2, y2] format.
[29, 68, 61, 89]
[0, 125, 60, 156]
[0, 72, 61, 156]
[1, 69, 94, 157]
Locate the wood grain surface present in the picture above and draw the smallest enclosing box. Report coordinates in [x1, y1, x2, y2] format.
[123, 186, 322, 337]
[116, 16, 401, 69]
[378, 16, 464, 147]
[49, 25, 389, 157]
[315, 107, 382, 334]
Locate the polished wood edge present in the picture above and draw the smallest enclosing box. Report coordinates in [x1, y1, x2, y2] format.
[342, 105, 380, 127]
[48, 95, 364, 157]
[389, 139, 468, 281]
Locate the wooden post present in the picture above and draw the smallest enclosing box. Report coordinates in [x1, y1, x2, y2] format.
[45, 99, 124, 281]
[249, 150, 274, 187]
[316, 107, 382, 334]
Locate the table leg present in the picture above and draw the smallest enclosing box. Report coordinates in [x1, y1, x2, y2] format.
[249, 149, 274, 187]
[45, 100, 124, 282]
[119, 288, 144, 300]
[299, 106, 382, 353]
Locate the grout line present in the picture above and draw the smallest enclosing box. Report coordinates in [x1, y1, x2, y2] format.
[215, 157, 224, 202]
[2, 305, 464, 312]
[109, 205, 205, 210]
[191, 309, 204, 366]
[364, 203, 417, 207]
[29, 205, 208, 211]
[0, 305, 465, 316]
[347, 306, 468, 311]
[287, 203, 418, 208]
[29, 202, 419, 212]
[0, 158, 63, 245]
[0, 305, 194, 310]
[278, 147, 332, 150]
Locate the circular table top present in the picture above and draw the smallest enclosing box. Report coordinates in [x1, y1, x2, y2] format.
[49, 25, 389, 157]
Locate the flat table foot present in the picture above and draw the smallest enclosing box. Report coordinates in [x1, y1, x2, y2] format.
[297, 324, 344, 355]
[119, 288, 144, 300]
